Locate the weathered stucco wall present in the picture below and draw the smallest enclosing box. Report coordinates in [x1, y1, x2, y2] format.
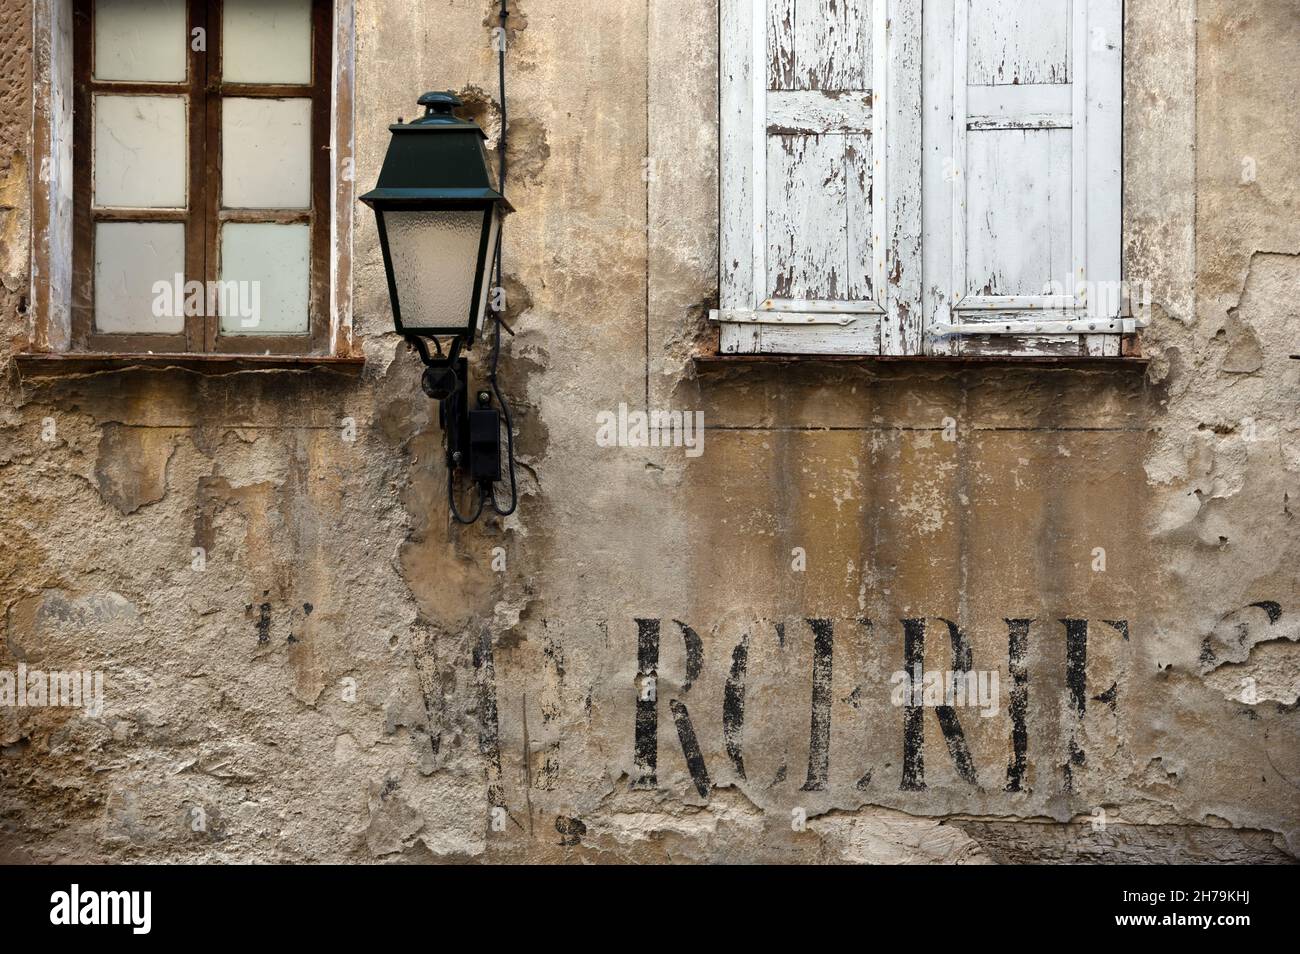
[0, 0, 1297, 863]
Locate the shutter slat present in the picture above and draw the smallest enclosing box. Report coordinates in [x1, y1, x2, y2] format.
[720, 0, 760, 353]
[880, 0, 922, 354]
[1084, 0, 1124, 354]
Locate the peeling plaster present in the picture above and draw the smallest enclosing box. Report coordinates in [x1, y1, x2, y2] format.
[0, 0, 1296, 863]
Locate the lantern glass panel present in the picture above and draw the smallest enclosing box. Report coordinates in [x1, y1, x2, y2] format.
[383, 209, 489, 333]
[477, 210, 502, 328]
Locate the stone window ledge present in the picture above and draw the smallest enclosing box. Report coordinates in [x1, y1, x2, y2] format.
[13, 351, 366, 378]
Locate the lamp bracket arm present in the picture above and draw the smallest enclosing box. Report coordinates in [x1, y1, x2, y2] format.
[407, 334, 462, 368]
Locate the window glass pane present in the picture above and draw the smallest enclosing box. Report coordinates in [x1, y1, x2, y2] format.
[94, 0, 188, 82]
[221, 98, 312, 209]
[94, 222, 185, 334]
[223, 0, 313, 85]
[94, 95, 187, 208]
[384, 210, 486, 330]
[219, 223, 310, 335]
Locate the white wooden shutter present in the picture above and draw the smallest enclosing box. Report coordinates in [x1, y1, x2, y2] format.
[925, 0, 1125, 356]
[717, 0, 921, 355]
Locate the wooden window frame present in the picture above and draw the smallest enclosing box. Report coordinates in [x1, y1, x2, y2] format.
[69, 0, 333, 356]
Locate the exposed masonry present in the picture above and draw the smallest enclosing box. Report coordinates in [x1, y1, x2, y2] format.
[0, 0, 1297, 863]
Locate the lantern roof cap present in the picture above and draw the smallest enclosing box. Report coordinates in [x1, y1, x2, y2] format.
[391, 91, 484, 133]
[360, 92, 511, 211]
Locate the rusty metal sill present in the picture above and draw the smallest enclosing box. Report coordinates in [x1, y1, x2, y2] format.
[694, 353, 1151, 370]
[13, 352, 366, 378]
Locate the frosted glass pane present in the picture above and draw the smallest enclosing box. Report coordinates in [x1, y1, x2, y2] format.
[220, 223, 310, 335]
[94, 95, 187, 208]
[223, 0, 313, 84]
[385, 210, 487, 330]
[222, 98, 312, 209]
[94, 0, 188, 82]
[94, 222, 185, 334]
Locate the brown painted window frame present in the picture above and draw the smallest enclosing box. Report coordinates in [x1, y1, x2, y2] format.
[71, 0, 333, 355]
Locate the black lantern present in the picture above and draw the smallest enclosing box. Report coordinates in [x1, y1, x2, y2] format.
[361, 92, 511, 345]
[361, 91, 518, 525]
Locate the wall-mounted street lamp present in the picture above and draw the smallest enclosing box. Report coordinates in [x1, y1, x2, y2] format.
[362, 92, 517, 524]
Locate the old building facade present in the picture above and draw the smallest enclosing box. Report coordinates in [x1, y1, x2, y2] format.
[0, 0, 1297, 862]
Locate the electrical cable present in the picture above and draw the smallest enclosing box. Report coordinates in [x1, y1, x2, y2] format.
[441, 0, 517, 524]
[446, 383, 486, 524]
[484, 0, 519, 517]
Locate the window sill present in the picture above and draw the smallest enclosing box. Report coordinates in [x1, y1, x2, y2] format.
[13, 352, 366, 378]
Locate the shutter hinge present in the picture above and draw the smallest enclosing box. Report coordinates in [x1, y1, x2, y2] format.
[710, 309, 857, 327]
[930, 317, 1143, 337]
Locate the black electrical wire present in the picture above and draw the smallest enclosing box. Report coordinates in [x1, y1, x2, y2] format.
[448, 479, 485, 524]
[446, 384, 486, 525]
[484, 0, 519, 518]
[496, 0, 509, 197]
[442, 0, 516, 524]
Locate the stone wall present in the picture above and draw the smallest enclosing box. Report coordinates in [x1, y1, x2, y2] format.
[0, 0, 1296, 863]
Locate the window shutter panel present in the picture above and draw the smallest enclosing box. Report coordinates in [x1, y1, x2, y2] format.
[928, 0, 1124, 356]
[717, 0, 921, 355]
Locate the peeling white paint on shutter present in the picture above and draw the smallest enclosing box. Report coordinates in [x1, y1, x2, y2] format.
[881, 0, 923, 355]
[793, 0, 873, 92]
[720, 0, 1121, 358]
[717, 0, 920, 355]
[926, 0, 1124, 356]
[720, 0, 760, 353]
[968, 0, 1071, 86]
